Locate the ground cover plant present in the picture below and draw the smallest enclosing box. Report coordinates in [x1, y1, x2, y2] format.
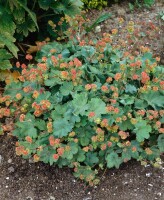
[0, 13, 164, 186]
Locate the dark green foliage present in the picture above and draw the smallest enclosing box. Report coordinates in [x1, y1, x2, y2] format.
[0, 0, 83, 70]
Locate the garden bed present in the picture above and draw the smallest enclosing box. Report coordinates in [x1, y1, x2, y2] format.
[0, 1, 164, 200]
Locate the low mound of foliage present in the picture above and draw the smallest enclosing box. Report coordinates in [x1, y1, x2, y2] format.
[0, 15, 164, 185]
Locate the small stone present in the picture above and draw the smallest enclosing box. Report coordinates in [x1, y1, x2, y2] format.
[123, 181, 128, 185]
[146, 173, 152, 177]
[157, 192, 161, 196]
[95, 26, 101, 33]
[29, 158, 34, 164]
[0, 155, 3, 165]
[83, 197, 92, 200]
[6, 177, 9, 180]
[49, 196, 56, 200]
[22, 160, 26, 164]
[8, 166, 15, 173]
[8, 159, 12, 164]
[26, 197, 33, 200]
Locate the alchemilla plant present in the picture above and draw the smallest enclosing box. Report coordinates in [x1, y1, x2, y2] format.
[0, 15, 164, 185]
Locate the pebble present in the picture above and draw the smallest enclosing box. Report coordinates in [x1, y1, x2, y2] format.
[49, 196, 56, 200]
[95, 26, 101, 33]
[6, 177, 9, 180]
[111, 173, 115, 176]
[7, 159, 12, 164]
[157, 192, 161, 196]
[0, 155, 3, 165]
[22, 160, 27, 164]
[83, 197, 92, 200]
[26, 197, 33, 200]
[146, 173, 152, 177]
[123, 181, 128, 185]
[8, 166, 15, 173]
[29, 158, 34, 164]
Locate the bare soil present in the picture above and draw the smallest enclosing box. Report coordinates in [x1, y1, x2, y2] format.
[0, 1, 164, 200]
[0, 135, 164, 200]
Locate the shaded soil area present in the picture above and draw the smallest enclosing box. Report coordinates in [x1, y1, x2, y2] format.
[0, 1, 164, 200]
[0, 135, 164, 200]
[86, 0, 164, 62]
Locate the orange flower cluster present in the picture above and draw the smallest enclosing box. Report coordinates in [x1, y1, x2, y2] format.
[88, 112, 95, 118]
[141, 71, 150, 84]
[49, 136, 60, 146]
[101, 85, 108, 92]
[47, 121, 53, 133]
[32, 100, 51, 117]
[118, 131, 129, 140]
[0, 108, 11, 118]
[16, 144, 29, 156]
[25, 136, 33, 143]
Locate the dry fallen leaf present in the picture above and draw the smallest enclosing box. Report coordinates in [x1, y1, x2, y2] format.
[0, 70, 20, 84]
[26, 41, 47, 54]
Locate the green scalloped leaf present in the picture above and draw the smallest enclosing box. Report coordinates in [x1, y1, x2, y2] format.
[158, 135, 164, 152]
[87, 98, 106, 118]
[16, 15, 37, 37]
[85, 152, 99, 167]
[106, 152, 122, 169]
[71, 92, 88, 116]
[53, 118, 73, 138]
[125, 84, 137, 94]
[77, 150, 86, 162]
[38, 0, 53, 10]
[134, 120, 152, 142]
[51, 0, 83, 16]
[119, 95, 135, 105]
[60, 82, 73, 96]
[140, 91, 164, 109]
[35, 120, 46, 131]
[14, 121, 37, 138]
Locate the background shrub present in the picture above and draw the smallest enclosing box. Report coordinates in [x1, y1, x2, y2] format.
[82, 0, 108, 10]
[0, 0, 83, 71]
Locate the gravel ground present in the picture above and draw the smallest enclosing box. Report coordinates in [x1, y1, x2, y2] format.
[0, 135, 164, 200]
